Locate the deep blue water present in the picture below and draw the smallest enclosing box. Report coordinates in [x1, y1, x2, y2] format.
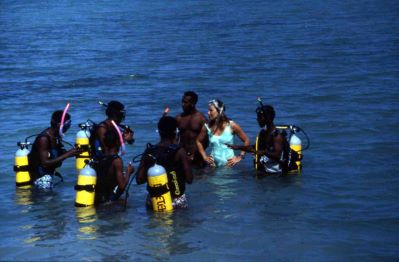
[0, 0, 398, 261]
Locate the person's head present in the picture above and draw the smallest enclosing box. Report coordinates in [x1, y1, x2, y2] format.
[256, 105, 275, 128]
[51, 110, 71, 133]
[208, 99, 229, 130]
[158, 116, 178, 140]
[181, 91, 198, 113]
[208, 99, 225, 121]
[104, 129, 120, 149]
[106, 101, 126, 123]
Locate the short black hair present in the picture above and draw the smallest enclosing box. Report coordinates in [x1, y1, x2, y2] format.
[51, 110, 70, 127]
[106, 100, 125, 118]
[158, 116, 178, 139]
[184, 91, 198, 104]
[256, 105, 275, 121]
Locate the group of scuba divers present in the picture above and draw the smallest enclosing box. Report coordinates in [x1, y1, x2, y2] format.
[14, 91, 309, 212]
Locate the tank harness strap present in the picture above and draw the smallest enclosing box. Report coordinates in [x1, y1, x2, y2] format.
[16, 181, 31, 187]
[147, 184, 170, 197]
[74, 184, 95, 192]
[13, 165, 30, 172]
[75, 144, 91, 151]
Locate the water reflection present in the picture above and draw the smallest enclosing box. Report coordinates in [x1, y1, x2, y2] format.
[15, 187, 34, 207]
[75, 207, 98, 240]
[139, 211, 200, 259]
[15, 190, 68, 245]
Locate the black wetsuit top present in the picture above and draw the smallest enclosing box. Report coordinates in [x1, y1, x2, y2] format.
[94, 154, 120, 204]
[28, 131, 64, 181]
[144, 144, 186, 199]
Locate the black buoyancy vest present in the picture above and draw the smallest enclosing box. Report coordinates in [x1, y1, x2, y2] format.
[89, 121, 109, 158]
[145, 144, 186, 198]
[28, 131, 64, 181]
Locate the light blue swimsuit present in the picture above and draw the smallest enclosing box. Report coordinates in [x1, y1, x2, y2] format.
[205, 122, 235, 167]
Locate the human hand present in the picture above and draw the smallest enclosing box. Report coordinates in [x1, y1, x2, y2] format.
[67, 147, 80, 157]
[123, 129, 135, 144]
[204, 155, 216, 167]
[226, 155, 243, 167]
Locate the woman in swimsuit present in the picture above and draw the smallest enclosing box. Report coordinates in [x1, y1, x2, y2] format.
[196, 99, 250, 167]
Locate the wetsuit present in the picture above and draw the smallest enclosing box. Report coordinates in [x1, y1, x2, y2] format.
[144, 144, 188, 208]
[94, 154, 121, 204]
[28, 131, 64, 189]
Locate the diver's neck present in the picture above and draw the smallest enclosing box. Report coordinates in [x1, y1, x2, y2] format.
[159, 138, 176, 146]
[262, 123, 275, 131]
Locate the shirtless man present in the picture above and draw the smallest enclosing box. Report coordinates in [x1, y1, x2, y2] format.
[176, 91, 207, 168]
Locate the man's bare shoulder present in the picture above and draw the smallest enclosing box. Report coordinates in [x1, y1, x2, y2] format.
[192, 111, 206, 121]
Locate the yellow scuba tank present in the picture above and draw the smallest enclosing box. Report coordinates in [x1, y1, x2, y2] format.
[14, 142, 31, 187]
[75, 123, 91, 172]
[289, 132, 302, 171]
[147, 163, 173, 212]
[75, 161, 97, 207]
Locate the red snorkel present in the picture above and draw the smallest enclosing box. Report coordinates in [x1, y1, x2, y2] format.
[59, 103, 71, 138]
[111, 120, 126, 156]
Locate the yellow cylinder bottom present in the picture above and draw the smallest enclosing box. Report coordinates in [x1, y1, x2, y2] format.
[290, 144, 302, 171]
[15, 156, 31, 185]
[148, 174, 173, 212]
[75, 175, 96, 207]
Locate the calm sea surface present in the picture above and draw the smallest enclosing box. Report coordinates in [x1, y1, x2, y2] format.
[0, 0, 398, 261]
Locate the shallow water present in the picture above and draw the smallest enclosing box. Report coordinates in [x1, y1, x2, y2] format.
[0, 0, 398, 261]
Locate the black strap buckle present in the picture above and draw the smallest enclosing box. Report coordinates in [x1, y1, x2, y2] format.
[147, 184, 169, 197]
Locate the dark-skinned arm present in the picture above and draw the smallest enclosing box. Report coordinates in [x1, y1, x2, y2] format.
[136, 153, 150, 185]
[226, 144, 255, 153]
[253, 134, 284, 161]
[227, 135, 283, 160]
[113, 158, 134, 192]
[37, 136, 78, 170]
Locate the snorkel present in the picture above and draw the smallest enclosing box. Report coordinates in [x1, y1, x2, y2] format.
[256, 97, 271, 130]
[59, 103, 71, 138]
[98, 100, 107, 108]
[257, 97, 264, 107]
[111, 120, 126, 156]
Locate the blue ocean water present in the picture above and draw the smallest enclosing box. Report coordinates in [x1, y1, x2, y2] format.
[0, 0, 398, 260]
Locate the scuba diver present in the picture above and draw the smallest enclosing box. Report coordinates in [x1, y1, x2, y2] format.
[136, 116, 193, 209]
[176, 91, 208, 168]
[91, 100, 134, 158]
[28, 110, 80, 190]
[94, 129, 134, 205]
[227, 104, 299, 176]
